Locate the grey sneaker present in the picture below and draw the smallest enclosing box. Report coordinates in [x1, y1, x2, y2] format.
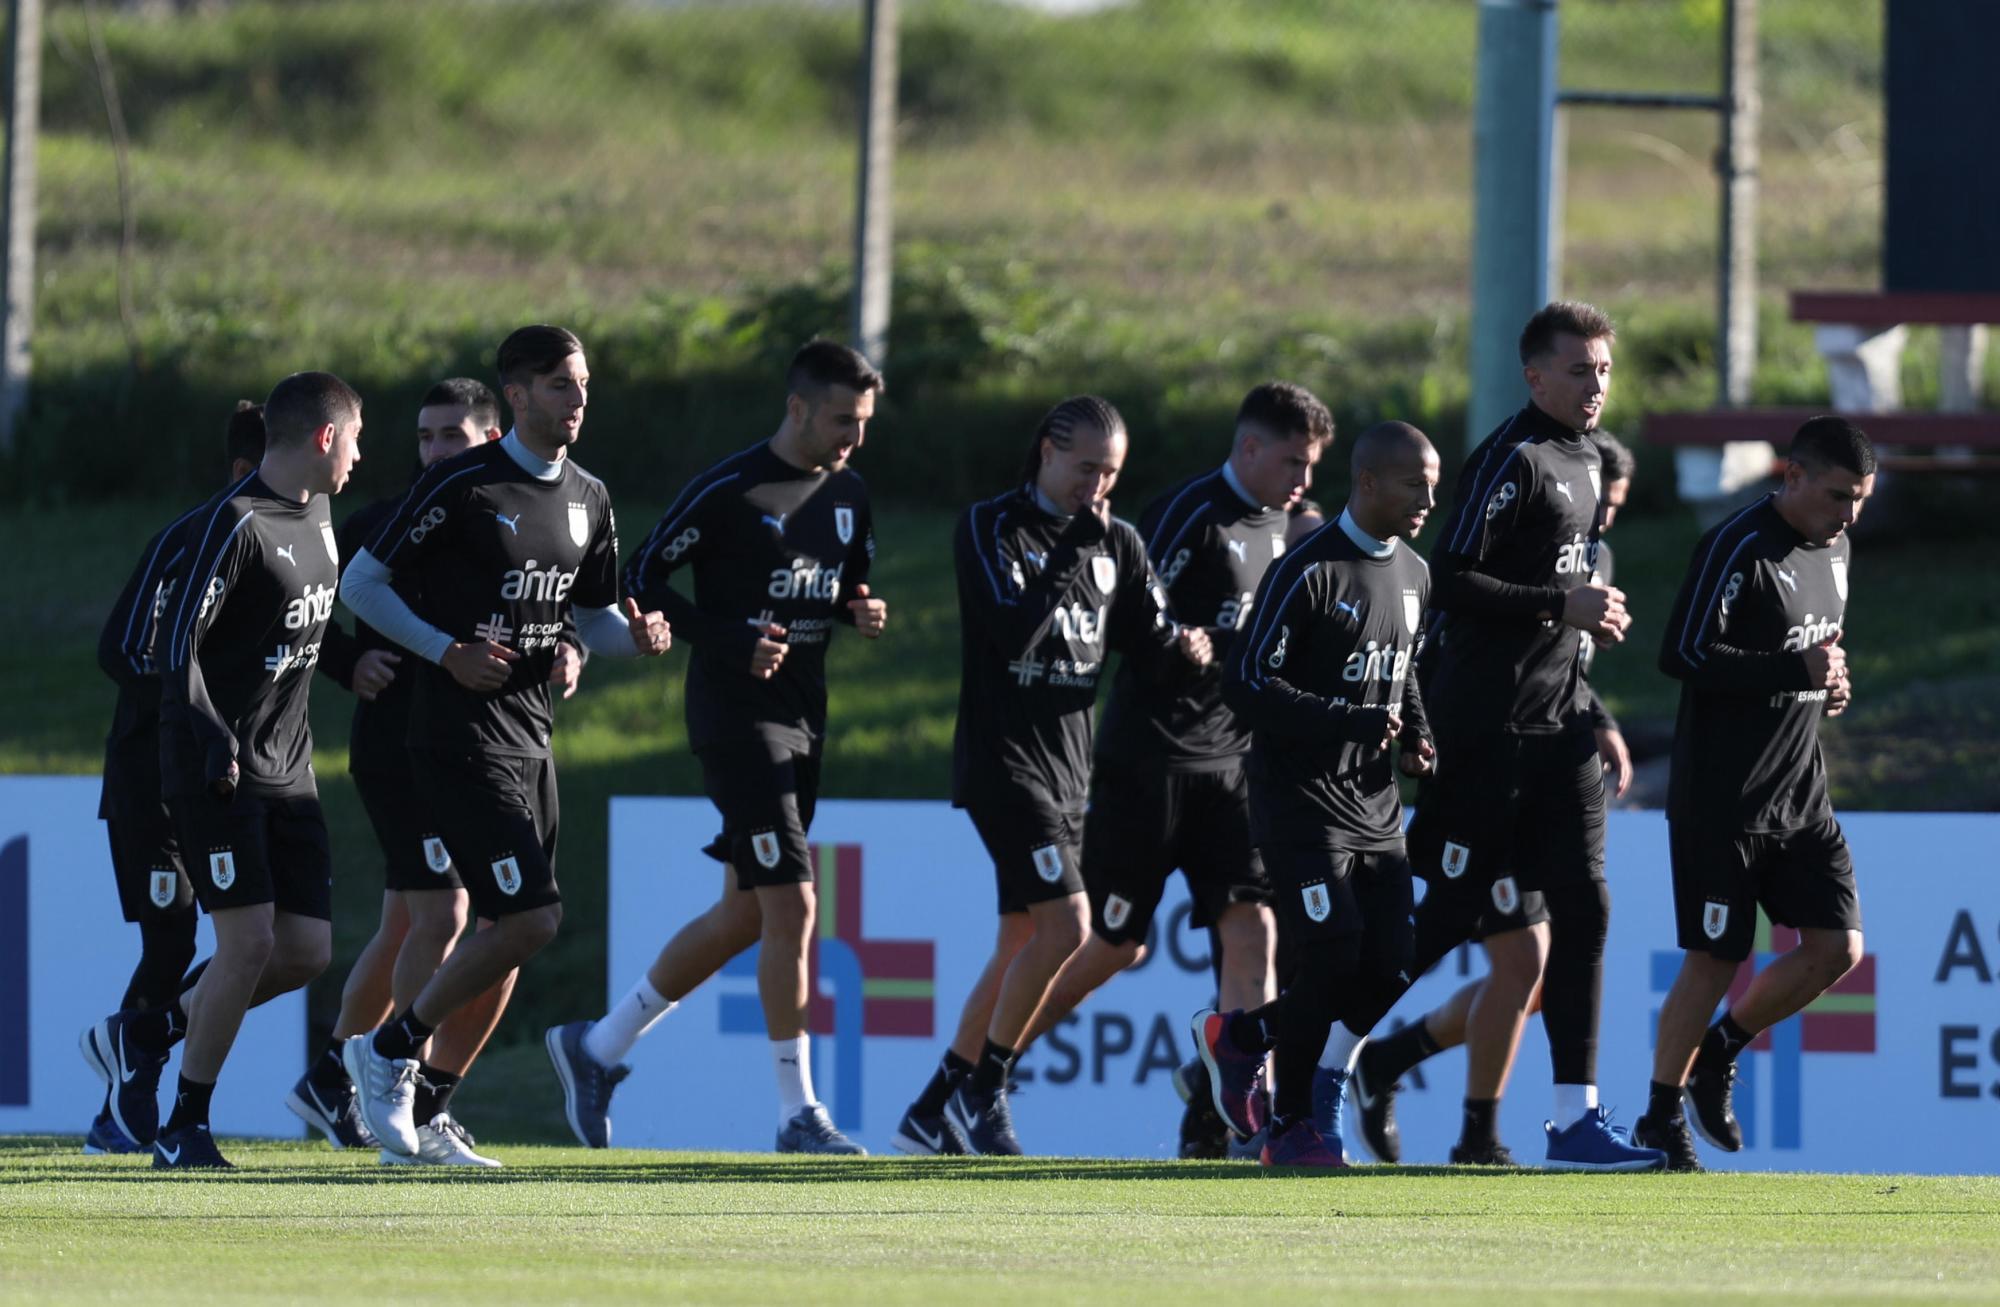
[381, 1113, 501, 1168]
[342, 1034, 420, 1157]
[777, 1103, 867, 1155]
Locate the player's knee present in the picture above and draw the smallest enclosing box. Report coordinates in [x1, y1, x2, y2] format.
[508, 904, 562, 954]
[404, 892, 468, 940]
[1808, 929, 1863, 980]
[1484, 927, 1548, 988]
[1545, 878, 1611, 936]
[1035, 898, 1089, 955]
[1217, 905, 1275, 963]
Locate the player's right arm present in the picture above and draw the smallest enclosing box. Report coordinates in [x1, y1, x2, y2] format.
[158, 502, 255, 795]
[1659, 547, 1825, 693]
[953, 500, 1096, 653]
[1223, 551, 1396, 748]
[97, 519, 186, 686]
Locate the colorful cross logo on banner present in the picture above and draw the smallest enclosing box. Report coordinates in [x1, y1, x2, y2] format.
[1649, 912, 1876, 1150]
[718, 842, 935, 1127]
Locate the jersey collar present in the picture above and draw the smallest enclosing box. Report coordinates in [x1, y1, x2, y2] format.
[1336, 508, 1397, 558]
[1219, 461, 1264, 510]
[1029, 484, 1073, 521]
[500, 430, 565, 483]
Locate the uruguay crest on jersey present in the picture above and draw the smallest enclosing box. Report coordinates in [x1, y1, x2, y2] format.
[1403, 588, 1422, 635]
[1831, 556, 1848, 602]
[1091, 553, 1118, 594]
[567, 500, 590, 548]
[835, 504, 855, 545]
[320, 520, 340, 563]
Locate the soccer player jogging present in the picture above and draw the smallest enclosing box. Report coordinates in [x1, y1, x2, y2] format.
[1630, 417, 1873, 1171]
[894, 396, 1210, 1156]
[1346, 431, 1639, 1164]
[94, 373, 366, 1169]
[290, 378, 563, 1166]
[546, 340, 886, 1155]
[1005, 382, 1332, 1157]
[78, 402, 266, 1155]
[1194, 421, 1439, 1167]
[341, 326, 671, 1160]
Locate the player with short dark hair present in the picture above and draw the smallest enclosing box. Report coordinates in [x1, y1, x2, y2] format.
[893, 396, 1210, 1155]
[544, 338, 886, 1155]
[77, 403, 266, 1154]
[1344, 429, 1639, 1163]
[993, 381, 1332, 1158]
[340, 328, 671, 1160]
[88, 372, 364, 1169]
[1197, 420, 1439, 1167]
[1631, 417, 1873, 1171]
[289, 378, 558, 1167]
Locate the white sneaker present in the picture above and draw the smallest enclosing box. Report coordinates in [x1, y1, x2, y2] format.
[380, 1113, 501, 1168]
[341, 1034, 420, 1156]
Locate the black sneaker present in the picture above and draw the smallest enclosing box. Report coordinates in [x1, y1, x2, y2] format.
[92, 1012, 169, 1148]
[1177, 1094, 1229, 1159]
[1448, 1136, 1518, 1166]
[1632, 1112, 1704, 1172]
[1348, 1047, 1403, 1164]
[153, 1123, 232, 1170]
[1684, 1054, 1742, 1152]
[945, 1081, 1023, 1156]
[891, 1106, 969, 1156]
[285, 1071, 379, 1150]
[544, 1020, 630, 1149]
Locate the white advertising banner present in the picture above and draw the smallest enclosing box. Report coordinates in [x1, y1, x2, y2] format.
[610, 799, 2000, 1172]
[0, 777, 306, 1138]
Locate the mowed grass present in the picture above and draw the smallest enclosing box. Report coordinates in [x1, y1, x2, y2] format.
[2, 1139, 1997, 1307]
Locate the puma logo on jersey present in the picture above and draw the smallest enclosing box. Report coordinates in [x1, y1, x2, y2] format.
[1777, 567, 1798, 591]
[502, 560, 578, 603]
[283, 583, 337, 631]
[492, 511, 522, 535]
[1555, 534, 1592, 575]
[1227, 539, 1247, 561]
[275, 544, 297, 566]
[1783, 613, 1842, 652]
[1335, 599, 1361, 621]
[1554, 481, 1574, 502]
[1342, 640, 1411, 685]
[761, 512, 787, 535]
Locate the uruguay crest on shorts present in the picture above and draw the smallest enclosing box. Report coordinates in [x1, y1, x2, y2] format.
[1032, 844, 1065, 884]
[1301, 881, 1331, 923]
[1442, 841, 1470, 880]
[1704, 899, 1729, 941]
[1103, 894, 1131, 930]
[1491, 875, 1519, 915]
[567, 501, 590, 548]
[752, 832, 782, 870]
[209, 851, 235, 892]
[1091, 553, 1118, 595]
[492, 856, 522, 897]
[149, 869, 178, 909]
[835, 505, 854, 545]
[424, 838, 452, 875]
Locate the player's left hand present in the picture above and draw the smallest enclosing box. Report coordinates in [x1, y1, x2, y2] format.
[1176, 624, 1212, 667]
[625, 597, 671, 656]
[846, 583, 888, 638]
[549, 641, 584, 700]
[1826, 672, 1853, 717]
[352, 649, 400, 702]
[1595, 725, 1632, 797]
[1397, 734, 1437, 778]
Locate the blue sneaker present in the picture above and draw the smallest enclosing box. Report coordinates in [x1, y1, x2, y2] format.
[1311, 1066, 1348, 1151]
[90, 1012, 169, 1148]
[83, 1105, 142, 1155]
[777, 1103, 868, 1155]
[1261, 1118, 1347, 1169]
[545, 1020, 629, 1149]
[1544, 1105, 1667, 1172]
[1191, 1009, 1267, 1140]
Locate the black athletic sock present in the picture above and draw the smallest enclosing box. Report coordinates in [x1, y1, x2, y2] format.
[417, 1065, 462, 1124]
[1706, 1013, 1754, 1063]
[1272, 1036, 1321, 1122]
[1646, 1079, 1685, 1124]
[164, 999, 189, 1047]
[1365, 1018, 1442, 1085]
[163, 1075, 215, 1135]
[308, 1037, 349, 1093]
[969, 1039, 1016, 1095]
[1226, 1004, 1277, 1055]
[371, 1010, 435, 1062]
[1459, 1097, 1499, 1148]
[914, 1050, 973, 1114]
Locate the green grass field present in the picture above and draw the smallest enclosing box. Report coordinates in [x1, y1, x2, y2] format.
[3, 1139, 1997, 1306]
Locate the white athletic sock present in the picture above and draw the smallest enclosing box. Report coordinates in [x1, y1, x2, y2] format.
[584, 977, 676, 1068]
[1319, 1023, 1366, 1073]
[774, 1035, 816, 1126]
[1552, 1082, 1599, 1130]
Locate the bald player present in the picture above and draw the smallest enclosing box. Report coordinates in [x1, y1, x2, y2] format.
[1197, 422, 1440, 1167]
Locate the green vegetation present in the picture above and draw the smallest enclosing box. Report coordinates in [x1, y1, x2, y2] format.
[3, 1138, 1996, 1306]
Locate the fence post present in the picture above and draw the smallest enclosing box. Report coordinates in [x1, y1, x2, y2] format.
[0, 0, 41, 457]
[851, 0, 897, 369]
[1717, 0, 1759, 406]
[1468, 0, 1558, 452]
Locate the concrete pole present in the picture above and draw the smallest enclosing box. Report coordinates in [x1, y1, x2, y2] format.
[1468, 0, 1559, 451]
[1717, 0, 1759, 406]
[851, 0, 897, 368]
[0, 0, 41, 457]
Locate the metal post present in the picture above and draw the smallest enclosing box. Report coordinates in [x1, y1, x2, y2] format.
[1717, 0, 1759, 406]
[850, 0, 897, 368]
[1469, 0, 1559, 451]
[0, 0, 40, 457]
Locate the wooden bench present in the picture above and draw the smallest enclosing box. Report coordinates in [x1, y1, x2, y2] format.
[1645, 408, 2000, 474]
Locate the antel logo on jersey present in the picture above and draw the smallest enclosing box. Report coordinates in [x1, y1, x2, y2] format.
[284, 584, 337, 631]
[1441, 841, 1471, 880]
[408, 506, 447, 545]
[1783, 614, 1842, 653]
[1215, 591, 1254, 631]
[1343, 641, 1412, 685]
[1032, 845, 1065, 884]
[501, 560, 578, 603]
[492, 857, 522, 896]
[1051, 602, 1104, 645]
[209, 851, 236, 892]
[1555, 534, 1593, 575]
[1485, 482, 1517, 521]
[768, 559, 843, 602]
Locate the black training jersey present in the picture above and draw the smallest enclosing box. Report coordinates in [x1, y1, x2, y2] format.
[624, 441, 875, 752]
[1660, 495, 1850, 833]
[1095, 469, 1290, 771]
[1424, 403, 1604, 738]
[368, 441, 620, 757]
[1224, 520, 1432, 850]
[157, 475, 340, 799]
[951, 487, 1181, 811]
[335, 495, 418, 775]
[96, 501, 209, 821]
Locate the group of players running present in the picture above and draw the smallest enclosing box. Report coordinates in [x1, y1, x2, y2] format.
[77, 301, 1877, 1173]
